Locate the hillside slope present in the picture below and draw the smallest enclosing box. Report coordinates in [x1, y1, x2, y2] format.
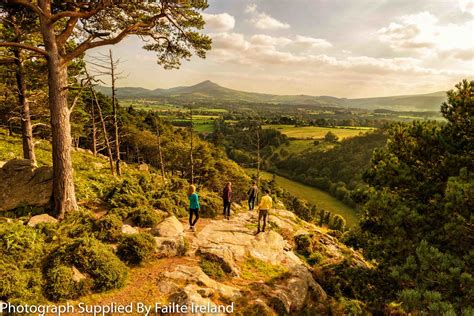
[97, 80, 447, 111]
[0, 132, 372, 315]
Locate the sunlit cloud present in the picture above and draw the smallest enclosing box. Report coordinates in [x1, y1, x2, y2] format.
[246, 3, 290, 30]
[203, 13, 236, 32]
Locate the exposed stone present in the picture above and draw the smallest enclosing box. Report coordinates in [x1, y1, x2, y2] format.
[154, 235, 187, 258]
[168, 285, 223, 316]
[151, 216, 183, 237]
[71, 266, 87, 282]
[197, 246, 240, 276]
[27, 214, 58, 227]
[121, 224, 139, 235]
[0, 159, 52, 212]
[164, 265, 241, 301]
[138, 164, 149, 172]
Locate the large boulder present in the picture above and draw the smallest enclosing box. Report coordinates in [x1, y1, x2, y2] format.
[27, 214, 58, 227]
[0, 159, 52, 212]
[151, 216, 183, 237]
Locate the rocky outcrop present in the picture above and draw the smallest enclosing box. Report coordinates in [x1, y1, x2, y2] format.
[172, 211, 331, 314]
[0, 159, 52, 212]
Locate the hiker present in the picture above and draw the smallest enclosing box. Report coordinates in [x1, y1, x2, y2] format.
[187, 185, 200, 231]
[222, 182, 232, 220]
[247, 181, 259, 210]
[256, 189, 272, 234]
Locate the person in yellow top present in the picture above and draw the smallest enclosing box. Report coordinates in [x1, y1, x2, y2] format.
[256, 189, 273, 234]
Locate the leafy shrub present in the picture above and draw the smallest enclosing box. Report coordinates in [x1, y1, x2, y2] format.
[308, 252, 324, 265]
[0, 222, 44, 267]
[199, 194, 221, 218]
[95, 213, 123, 242]
[329, 214, 346, 232]
[129, 207, 161, 228]
[117, 233, 156, 265]
[108, 206, 133, 220]
[200, 258, 225, 280]
[0, 263, 42, 303]
[45, 237, 128, 293]
[43, 265, 91, 301]
[61, 209, 97, 238]
[295, 234, 313, 256]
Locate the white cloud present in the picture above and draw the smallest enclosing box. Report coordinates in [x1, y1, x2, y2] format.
[459, 0, 474, 15]
[293, 35, 333, 50]
[210, 32, 250, 51]
[378, 11, 474, 59]
[245, 4, 257, 14]
[250, 34, 292, 47]
[202, 13, 235, 32]
[208, 31, 470, 78]
[246, 3, 290, 30]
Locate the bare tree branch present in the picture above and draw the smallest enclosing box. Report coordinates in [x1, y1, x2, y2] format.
[0, 42, 48, 57]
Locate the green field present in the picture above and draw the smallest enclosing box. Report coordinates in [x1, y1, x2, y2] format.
[276, 139, 336, 155]
[250, 169, 359, 227]
[265, 125, 375, 140]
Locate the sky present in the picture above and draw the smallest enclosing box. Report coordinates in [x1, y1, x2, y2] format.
[88, 0, 474, 98]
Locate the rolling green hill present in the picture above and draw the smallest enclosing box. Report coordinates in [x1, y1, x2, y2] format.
[97, 80, 447, 111]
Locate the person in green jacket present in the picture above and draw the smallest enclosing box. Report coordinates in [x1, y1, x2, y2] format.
[187, 185, 200, 231]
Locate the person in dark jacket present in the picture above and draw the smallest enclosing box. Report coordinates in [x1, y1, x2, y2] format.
[247, 181, 259, 210]
[188, 185, 200, 231]
[222, 182, 232, 220]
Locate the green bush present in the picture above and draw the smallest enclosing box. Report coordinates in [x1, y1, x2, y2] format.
[199, 194, 221, 218]
[43, 265, 91, 302]
[117, 233, 156, 265]
[200, 258, 225, 280]
[61, 209, 97, 238]
[0, 222, 44, 267]
[95, 213, 123, 242]
[0, 263, 42, 303]
[130, 207, 161, 228]
[308, 252, 324, 265]
[45, 237, 128, 293]
[108, 206, 133, 220]
[295, 234, 313, 256]
[329, 214, 346, 232]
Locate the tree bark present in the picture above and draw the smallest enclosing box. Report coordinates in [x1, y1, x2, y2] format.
[90, 99, 97, 156]
[13, 48, 36, 164]
[109, 50, 121, 176]
[40, 16, 78, 218]
[256, 124, 261, 186]
[190, 105, 194, 184]
[91, 88, 115, 176]
[156, 124, 166, 181]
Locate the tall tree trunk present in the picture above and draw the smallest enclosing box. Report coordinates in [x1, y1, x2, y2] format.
[156, 124, 166, 181]
[91, 88, 115, 176]
[13, 48, 36, 164]
[256, 124, 261, 186]
[109, 50, 121, 176]
[90, 100, 97, 156]
[40, 14, 77, 218]
[190, 105, 194, 184]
